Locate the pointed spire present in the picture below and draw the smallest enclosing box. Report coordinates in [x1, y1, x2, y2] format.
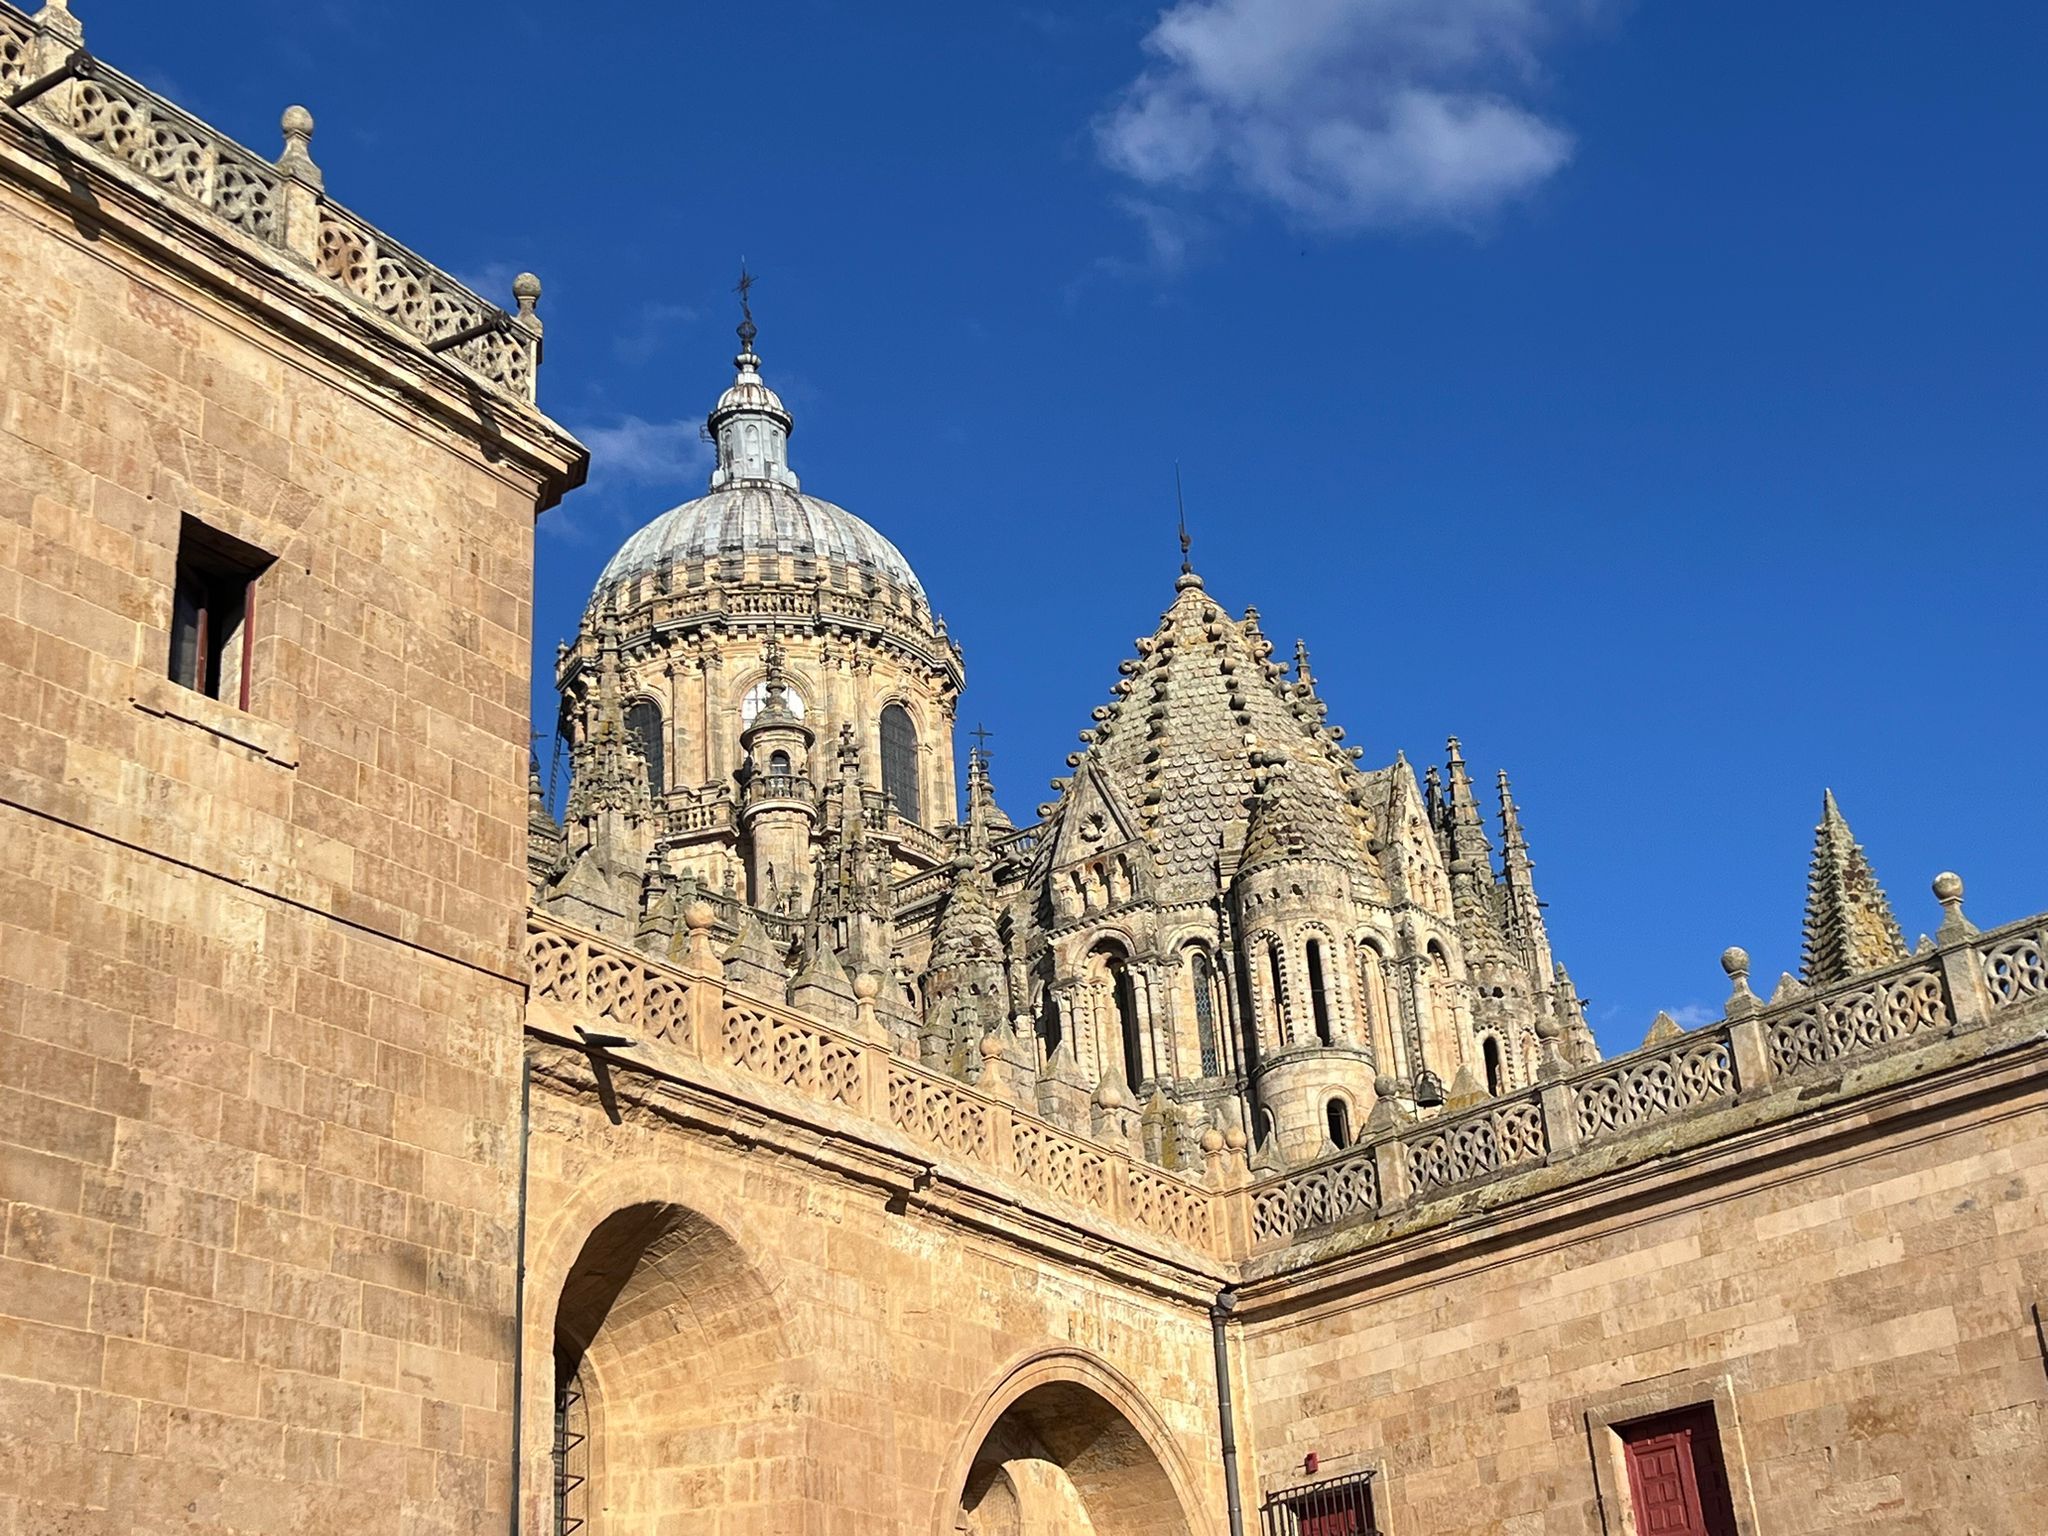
[1292, 639, 1315, 694]
[1443, 738, 1491, 859]
[1497, 769, 1528, 863]
[963, 739, 1009, 850]
[1801, 790, 1908, 986]
[1495, 768, 1552, 982]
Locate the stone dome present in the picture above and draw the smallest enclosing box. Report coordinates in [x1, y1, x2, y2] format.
[593, 482, 928, 606]
[590, 318, 930, 614]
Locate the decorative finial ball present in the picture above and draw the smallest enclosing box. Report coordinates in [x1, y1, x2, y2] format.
[852, 971, 880, 1001]
[512, 271, 542, 303]
[281, 105, 315, 140]
[1224, 1126, 1248, 1151]
[1933, 871, 1964, 904]
[683, 899, 717, 932]
[1093, 1079, 1126, 1111]
[1720, 945, 1750, 978]
[1200, 1127, 1226, 1154]
[979, 1033, 1004, 1061]
[1373, 1073, 1398, 1099]
[1535, 1015, 1561, 1041]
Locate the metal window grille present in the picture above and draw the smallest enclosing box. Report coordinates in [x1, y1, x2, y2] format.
[1260, 1471, 1380, 1536]
[1191, 951, 1221, 1076]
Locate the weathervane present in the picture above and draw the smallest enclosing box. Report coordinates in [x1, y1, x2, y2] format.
[1175, 461, 1192, 575]
[735, 259, 758, 352]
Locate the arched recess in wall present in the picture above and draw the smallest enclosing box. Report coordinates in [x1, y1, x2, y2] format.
[939, 1349, 1213, 1536]
[542, 1201, 806, 1535]
[879, 702, 921, 822]
[1264, 939, 1289, 1047]
[1482, 1035, 1505, 1096]
[1357, 935, 1402, 1077]
[624, 698, 663, 798]
[1086, 938, 1144, 1090]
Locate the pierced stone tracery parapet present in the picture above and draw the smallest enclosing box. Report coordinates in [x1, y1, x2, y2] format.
[0, 0, 544, 403]
[1242, 908, 2048, 1253]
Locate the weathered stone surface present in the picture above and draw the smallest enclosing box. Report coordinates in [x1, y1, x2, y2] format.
[5, 10, 2048, 1536]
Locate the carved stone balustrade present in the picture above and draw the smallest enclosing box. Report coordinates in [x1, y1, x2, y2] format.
[1243, 911, 2048, 1252]
[0, 1, 543, 403]
[523, 912, 1223, 1259]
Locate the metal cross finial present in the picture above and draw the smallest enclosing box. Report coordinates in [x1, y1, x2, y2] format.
[1174, 461, 1192, 574]
[969, 723, 995, 756]
[734, 260, 758, 351]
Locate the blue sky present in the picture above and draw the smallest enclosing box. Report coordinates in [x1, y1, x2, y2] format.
[111, 1, 2045, 1053]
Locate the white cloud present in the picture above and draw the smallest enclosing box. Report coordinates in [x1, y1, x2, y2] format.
[573, 415, 712, 488]
[613, 302, 699, 366]
[1097, 0, 1583, 232]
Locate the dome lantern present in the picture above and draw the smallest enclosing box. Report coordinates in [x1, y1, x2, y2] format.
[707, 269, 798, 491]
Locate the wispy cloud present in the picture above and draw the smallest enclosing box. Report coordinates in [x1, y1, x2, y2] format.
[542, 414, 711, 544]
[1097, 0, 1585, 234]
[573, 414, 712, 490]
[613, 302, 700, 366]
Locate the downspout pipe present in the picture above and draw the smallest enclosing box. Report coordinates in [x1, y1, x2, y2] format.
[508, 1051, 532, 1536]
[1211, 1285, 1248, 1536]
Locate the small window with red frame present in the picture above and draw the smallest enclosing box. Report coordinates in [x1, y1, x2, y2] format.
[168, 516, 272, 708]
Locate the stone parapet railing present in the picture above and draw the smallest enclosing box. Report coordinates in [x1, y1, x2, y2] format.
[1247, 909, 2048, 1251]
[523, 902, 2048, 1265]
[0, 2, 542, 402]
[573, 577, 963, 678]
[523, 912, 1224, 1260]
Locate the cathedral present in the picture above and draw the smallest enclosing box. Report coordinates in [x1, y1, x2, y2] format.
[532, 305, 1600, 1170]
[3, 7, 2046, 1536]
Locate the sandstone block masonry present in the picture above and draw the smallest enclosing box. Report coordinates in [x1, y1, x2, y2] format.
[0, 6, 584, 1532]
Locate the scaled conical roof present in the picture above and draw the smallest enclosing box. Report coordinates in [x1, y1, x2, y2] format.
[1044, 570, 1378, 902]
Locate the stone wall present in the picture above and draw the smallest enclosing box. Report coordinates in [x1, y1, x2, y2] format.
[1237, 1036, 2048, 1534]
[519, 1039, 1231, 1536]
[0, 68, 580, 1536]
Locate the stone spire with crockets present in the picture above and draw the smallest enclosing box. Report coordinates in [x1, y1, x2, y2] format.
[1801, 790, 1908, 986]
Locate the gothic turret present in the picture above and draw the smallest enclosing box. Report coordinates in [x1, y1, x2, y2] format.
[1801, 790, 1908, 986]
[738, 637, 818, 913]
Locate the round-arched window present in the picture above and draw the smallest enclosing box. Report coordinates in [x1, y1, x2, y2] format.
[880, 704, 920, 822]
[624, 698, 663, 797]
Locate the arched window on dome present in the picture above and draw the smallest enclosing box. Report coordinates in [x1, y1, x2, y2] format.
[768, 749, 791, 778]
[880, 704, 920, 823]
[624, 699, 663, 798]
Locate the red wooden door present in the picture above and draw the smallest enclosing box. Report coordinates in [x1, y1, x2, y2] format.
[1621, 1407, 1736, 1536]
